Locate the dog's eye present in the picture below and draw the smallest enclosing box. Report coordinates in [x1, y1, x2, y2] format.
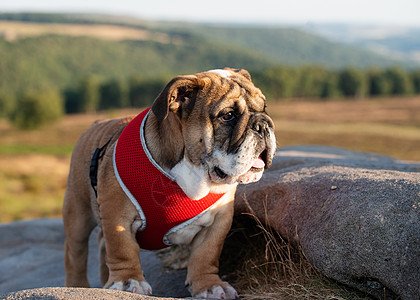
[220, 112, 235, 122]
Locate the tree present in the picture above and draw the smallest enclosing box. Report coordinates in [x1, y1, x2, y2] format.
[63, 88, 81, 114]
[99, 79, 128, 110]
[0, 91, 15, 119]
[253, 66, 298, 100]
[270, 67, 298, 98]
[10, 89, 64, 129]
[338, 67, 367, 98]
[129, 76, 167, 107]
[128, 76, 144, 107]
[368, 68, 391, 96]
[295, 66, 328, 98]
[385, 67, 413, 95]
[411, 69, 420, 94]
[78, 76, 100, 113]
[320, 72, 341, 98]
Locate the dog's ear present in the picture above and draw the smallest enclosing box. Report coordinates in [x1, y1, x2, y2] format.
[152, 75, 204, 121]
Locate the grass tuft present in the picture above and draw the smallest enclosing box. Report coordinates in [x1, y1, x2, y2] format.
[220, 214, 372, 300]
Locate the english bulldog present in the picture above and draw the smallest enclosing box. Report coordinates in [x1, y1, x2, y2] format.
[63, 68, 276, 299]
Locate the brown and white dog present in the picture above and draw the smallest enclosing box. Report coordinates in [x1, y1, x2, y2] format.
[63, 68, 276, 299]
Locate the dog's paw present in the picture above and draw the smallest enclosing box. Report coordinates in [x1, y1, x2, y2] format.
[109, 279, 152, 295]
[194, 282, 238, 299]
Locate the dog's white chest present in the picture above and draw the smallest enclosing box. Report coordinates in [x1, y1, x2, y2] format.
[165, 192, 232, 245]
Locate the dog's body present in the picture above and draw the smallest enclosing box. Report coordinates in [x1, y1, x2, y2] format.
[63, 68, 276, 299]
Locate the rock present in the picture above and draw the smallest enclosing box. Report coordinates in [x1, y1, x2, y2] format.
[0, 219, 67, 293]
[235, 145, 420, 300]
[0, 287, 178, 300]
[0, 219, 188, 299]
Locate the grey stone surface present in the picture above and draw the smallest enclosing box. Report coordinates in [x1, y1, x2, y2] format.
[0, 219, 188, 299]
[235, 145, 420, 300]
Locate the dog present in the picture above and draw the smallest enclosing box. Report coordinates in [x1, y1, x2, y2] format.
[63, 68, 276, 299]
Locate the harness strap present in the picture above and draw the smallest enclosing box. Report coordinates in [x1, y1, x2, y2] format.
[113, 107, 225, 250]
[89, 134, 115, 198]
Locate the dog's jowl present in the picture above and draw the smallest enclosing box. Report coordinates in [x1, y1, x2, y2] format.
[63, 68, 276, 299]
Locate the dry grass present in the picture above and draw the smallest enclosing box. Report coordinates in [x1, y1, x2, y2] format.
[0, 154, 69, 222]
[268, 96, 420, 161]
[155, 214, 372, 299]
[0, 109, 139, 222]
[220, 215, 372, 300]
[0, 108, 139, 155]
[0, 21, 173, 43]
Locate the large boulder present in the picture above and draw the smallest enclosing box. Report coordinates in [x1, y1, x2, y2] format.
[235, 145, 420, 300]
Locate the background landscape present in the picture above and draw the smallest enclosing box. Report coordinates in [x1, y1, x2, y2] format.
[0, 10, 419, 223]
[0, 9, 419, 299]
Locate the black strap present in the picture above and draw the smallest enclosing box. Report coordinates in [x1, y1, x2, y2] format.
[89, 135, 115, 198]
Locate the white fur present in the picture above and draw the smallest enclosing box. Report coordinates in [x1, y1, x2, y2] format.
[195, 283, 238, 299]
[131, 220, 143, 233]
[267, 127, 277, 162]
[207, 69, 233, 79]
[165, 190, 234, 245]
[166, 221, 201, 245]
[208, 133, 258, 179]
[170, 157, 211, 200]
[109, 279, 152, 295]
[210, 181, 238, 194]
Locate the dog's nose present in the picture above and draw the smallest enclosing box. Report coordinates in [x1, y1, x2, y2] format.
[252, 121, 267, 136]
[250, 114, 272, 137]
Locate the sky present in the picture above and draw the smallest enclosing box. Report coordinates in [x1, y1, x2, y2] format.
[1, 0, 420, 27]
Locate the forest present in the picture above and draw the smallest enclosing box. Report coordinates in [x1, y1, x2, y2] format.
[2, 64, 419, 129]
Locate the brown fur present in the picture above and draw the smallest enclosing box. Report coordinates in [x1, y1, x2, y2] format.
[63, 68, 275, 298]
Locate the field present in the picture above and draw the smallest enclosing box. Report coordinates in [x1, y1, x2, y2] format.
[269, 96, 420, 161]
[0, 20, 172, 42]
[1, 97, 419, 222]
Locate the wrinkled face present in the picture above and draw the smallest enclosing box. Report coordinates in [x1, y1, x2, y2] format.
[152, 68, 276, 186]
[152, 68, 276, 185]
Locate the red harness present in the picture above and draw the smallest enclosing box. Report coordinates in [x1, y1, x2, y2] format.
[113, 108, 225, 250]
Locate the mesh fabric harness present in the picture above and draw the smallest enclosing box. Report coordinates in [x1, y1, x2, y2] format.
[113, 107, 225, 250]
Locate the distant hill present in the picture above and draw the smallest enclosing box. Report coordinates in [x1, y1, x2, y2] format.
[162, 24, 399, 68]
[305, 23, 420, 66]
[0, 26, 270, 94]
[0, 13, 409, 95]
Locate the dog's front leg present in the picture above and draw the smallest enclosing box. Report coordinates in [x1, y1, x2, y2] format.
[97, 156, 152, 295]
[99, 202, 152, 295]
[186, 200, 238, 299]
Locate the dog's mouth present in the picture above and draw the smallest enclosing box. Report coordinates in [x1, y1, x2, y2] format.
[250, 149, 267, 172]
[212, 149, 268, 181]
[214, 166, 228, 179]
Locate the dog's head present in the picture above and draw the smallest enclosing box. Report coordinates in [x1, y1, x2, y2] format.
[152, 68, 276, 188]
